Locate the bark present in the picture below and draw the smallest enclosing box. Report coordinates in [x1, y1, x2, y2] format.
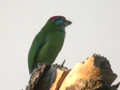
[26, 54, 120, 90]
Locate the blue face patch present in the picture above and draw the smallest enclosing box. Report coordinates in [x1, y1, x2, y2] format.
[55, 19, 64, 25]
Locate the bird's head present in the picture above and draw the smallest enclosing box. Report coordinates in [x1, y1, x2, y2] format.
[48, 16, 72, 28]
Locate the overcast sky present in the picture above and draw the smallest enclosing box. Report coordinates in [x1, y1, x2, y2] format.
[0, 0, 120, 89]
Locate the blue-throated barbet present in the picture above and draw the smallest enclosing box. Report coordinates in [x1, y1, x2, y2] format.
[28, 16, 72, 74]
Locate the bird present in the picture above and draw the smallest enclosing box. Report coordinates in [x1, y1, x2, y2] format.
[28, 16, 72, 74]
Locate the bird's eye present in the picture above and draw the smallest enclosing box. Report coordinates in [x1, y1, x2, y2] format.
[51, 17, 63, 25]
[60, 17, 65, 21]
[55, 19, 64, 25]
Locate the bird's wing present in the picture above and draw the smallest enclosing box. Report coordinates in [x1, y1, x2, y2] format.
[28, 30, 47, 73]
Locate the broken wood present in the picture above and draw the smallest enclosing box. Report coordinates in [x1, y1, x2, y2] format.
[26, 54, 120, 90]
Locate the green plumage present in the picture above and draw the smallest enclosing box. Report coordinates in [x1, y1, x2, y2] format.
[28, 16, 71, 74]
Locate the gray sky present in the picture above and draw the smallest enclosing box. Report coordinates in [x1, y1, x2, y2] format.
[0, 0, 120, 89]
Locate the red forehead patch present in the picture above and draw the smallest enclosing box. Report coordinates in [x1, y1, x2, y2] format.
[49, 16, 65, 21]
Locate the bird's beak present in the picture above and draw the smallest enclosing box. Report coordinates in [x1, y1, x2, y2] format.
[64, 20, 72, 26]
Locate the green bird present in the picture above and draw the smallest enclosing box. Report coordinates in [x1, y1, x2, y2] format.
[28, 16, 72, 74]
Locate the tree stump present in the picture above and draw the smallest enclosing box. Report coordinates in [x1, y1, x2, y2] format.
[26, 54, 120, 90]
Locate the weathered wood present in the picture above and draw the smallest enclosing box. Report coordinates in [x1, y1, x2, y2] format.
[60, 54, 117, 90]
[26, 64, 69, 90]
[26, 64, 47, 90]
[50, 67, 69, 90]
[26, 54, 120, 90]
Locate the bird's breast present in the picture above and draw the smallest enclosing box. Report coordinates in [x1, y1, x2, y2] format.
[46, 31, 65, 52]
[47, 31, 65, 45]
[37, 31, 65, 64]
